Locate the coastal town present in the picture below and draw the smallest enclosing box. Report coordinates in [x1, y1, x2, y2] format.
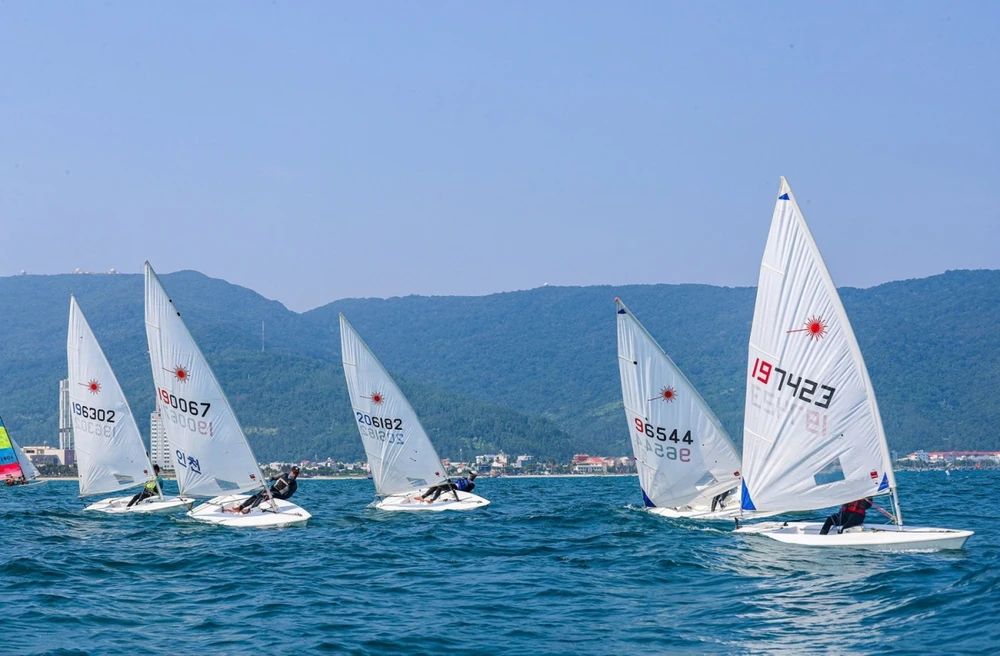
[25, 444, 1000, 480]
[26, 446, 639, 479]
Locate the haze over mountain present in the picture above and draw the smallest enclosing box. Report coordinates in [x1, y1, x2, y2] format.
[1, 269, 997, 462]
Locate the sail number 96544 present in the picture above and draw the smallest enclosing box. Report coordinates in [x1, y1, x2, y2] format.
[633, 418, 692, 461]
[634, 418, 693, 444]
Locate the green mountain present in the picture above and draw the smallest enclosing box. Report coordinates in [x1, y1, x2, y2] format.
[1, 269, 998, 460]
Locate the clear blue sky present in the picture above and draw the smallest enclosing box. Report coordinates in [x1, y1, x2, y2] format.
[2, 2, 997, 311]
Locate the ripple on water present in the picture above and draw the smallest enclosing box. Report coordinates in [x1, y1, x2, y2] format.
[1, 473, 997, 655]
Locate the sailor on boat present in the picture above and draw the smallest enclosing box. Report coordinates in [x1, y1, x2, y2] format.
[820, 498, 873, 535]
[230, 465, 300, 514]
[126, 464, 164, 508]
[711, 489, 734, 512]
[416, 471, 477, 504]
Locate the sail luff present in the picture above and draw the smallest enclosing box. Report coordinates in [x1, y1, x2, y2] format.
[616, 298, 742, 509]
[339, 314, 447, 497]
[68, 296, 155, 497]
[143, 262, 265, 498]
[741, 178, 896, 514]
[776, 179, 896, 486]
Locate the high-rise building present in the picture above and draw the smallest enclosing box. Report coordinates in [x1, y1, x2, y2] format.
[58, 378, 74, 450]
[149, 411, 174, 472]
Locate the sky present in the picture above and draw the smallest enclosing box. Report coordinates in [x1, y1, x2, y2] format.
[2, 2, 997, 312]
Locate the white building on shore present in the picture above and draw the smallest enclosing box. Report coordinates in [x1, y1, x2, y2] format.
[149, 411, 174, 472]
[58, 378, 74, 450]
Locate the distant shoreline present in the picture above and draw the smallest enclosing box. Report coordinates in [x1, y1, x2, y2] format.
[37, 473, 638, 482]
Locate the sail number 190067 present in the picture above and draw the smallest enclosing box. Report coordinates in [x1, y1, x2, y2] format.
[158, 389, 211, 417]
[157, 388, 214, 436]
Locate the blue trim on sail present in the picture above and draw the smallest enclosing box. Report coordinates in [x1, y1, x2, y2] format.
[778, 193, 790, 200]
[740, 480, 756, 511]
[617, 309, 626, 315]
[878, 473, 889, 492]
[641, 488, 656, 508]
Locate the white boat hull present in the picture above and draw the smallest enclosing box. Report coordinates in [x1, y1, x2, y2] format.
[648, 505, 780, 521]
[187, 494, 311, 528]
[735, 521, 973, 551]
[84, 495, 195, 514]
[376, 490, 490, 512]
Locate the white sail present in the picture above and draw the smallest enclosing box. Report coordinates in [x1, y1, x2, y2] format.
[68, 296, 155, 497]
[340, 314, 448, 497]
[616, 298, 742, 509]
[741, 178, 896, 514]
[143, 262, 264, 497]
[10, 437, 40, 480]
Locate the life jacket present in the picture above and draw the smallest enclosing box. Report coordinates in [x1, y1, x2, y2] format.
[454, 478, 475, 492]
[271, 474, 296, 499]
[843, 499, 872, 515]
[144, 477, 160, 492]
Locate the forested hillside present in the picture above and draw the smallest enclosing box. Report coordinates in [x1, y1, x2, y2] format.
[1, 269, 997, 460]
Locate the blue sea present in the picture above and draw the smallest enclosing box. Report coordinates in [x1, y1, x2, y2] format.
[1, 472, 997, 655]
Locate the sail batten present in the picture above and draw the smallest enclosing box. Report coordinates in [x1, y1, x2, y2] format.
[616, 298, 742, 510]
[741, 179, 896, 514]
[68, 296, 155, 497]
[144, 262, 264, 498]
[340, 315, 447, 497]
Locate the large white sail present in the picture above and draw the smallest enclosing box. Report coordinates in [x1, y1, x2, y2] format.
[340, 314, 448, 497]
[144, 262, 264, 497]
[741, 178, 896, 514]
[617, 298, 742, 509]
[68, 296, 155, 497]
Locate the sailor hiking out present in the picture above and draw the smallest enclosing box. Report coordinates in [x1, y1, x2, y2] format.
[416, 471, 477, 504]
[127, 464, 164, 508]
[231, 465, 300, 514]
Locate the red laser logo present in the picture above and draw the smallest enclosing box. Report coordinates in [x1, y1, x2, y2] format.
[650, 386, 677, 402]
[787, 316, 828, 340]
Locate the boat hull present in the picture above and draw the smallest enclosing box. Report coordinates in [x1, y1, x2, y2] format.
[648, 506, 780, 521]
[735, 521, 973, 550]
[376, 490, 490, 512]
[84, 495, 195, 514]
[187, 494, 311, 528]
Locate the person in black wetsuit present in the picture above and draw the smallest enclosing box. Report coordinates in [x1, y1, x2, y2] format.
[711, 488, 734, 512]
[820, 497, 873, 535]
[233, 465, 300, 514]
[416, 471, 477, 504]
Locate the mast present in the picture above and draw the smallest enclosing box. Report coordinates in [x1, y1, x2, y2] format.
[741, 178, 899, 514]
[144, 262, 267, 499]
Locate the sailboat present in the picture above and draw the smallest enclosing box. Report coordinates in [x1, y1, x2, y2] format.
[734, 178, 972, 550]
[0, 417, 41, 486]
[68, 296, 194, 513]
[616, 298, 747, 519]
[340, 314, 489, 512]
[144, 262, 310, 527]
